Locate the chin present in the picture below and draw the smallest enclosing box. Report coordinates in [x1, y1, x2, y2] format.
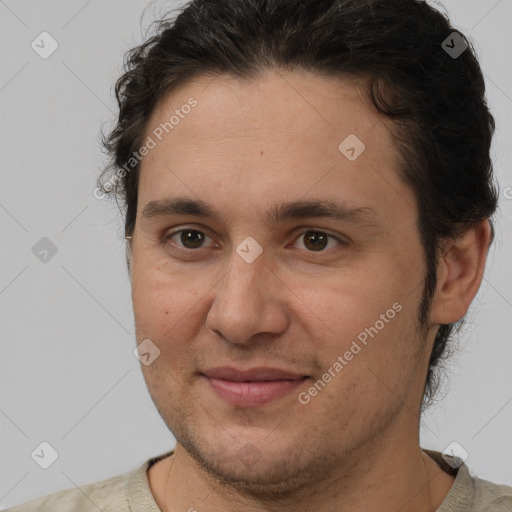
[184, 440, 322, 500]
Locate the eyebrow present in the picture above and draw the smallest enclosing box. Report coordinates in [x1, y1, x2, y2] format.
[141, 196, 379, 228]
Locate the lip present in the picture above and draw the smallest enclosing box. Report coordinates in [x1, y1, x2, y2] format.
[201, 366, 309, 407]
[202, 366, 306, 381]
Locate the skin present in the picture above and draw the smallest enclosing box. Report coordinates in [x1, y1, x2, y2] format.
[129, 69, 492, 512]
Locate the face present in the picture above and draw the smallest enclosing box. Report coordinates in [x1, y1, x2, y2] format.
[130, 70, 435, 495]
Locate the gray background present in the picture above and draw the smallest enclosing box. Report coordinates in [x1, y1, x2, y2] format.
[1, 0, 511, 508]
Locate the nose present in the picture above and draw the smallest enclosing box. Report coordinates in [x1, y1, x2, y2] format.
[205, 249, 289, 345]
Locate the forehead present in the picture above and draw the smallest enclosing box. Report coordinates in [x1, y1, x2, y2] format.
[137, 70, 417, 227]
[146, 70, 379, 147]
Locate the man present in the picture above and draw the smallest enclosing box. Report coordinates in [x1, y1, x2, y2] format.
[9, 0, 512, 510]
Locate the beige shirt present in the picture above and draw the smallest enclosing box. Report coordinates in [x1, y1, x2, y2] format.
[6, 450, 512, 511]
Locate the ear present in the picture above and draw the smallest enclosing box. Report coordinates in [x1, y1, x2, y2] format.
[429, 219, 493, 325]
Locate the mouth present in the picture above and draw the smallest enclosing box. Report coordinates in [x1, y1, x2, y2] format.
[201, 366, 309, 407]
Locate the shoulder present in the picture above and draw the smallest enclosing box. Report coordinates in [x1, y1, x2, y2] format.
[5, 451, 173, 512]
[5, 471, 131, 512]
[471, 473, 512, 512]
[445, 463, 512, 511]
[424, 450, 512, 512]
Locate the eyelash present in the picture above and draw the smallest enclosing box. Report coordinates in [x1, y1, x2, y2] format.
[162, 227, 348, 254]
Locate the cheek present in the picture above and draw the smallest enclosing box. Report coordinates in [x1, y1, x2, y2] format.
[132, 274, 203, 396]
[290, 263, 404, 336]
[131, 262, 204, 346]
[290, 259, 421, 381]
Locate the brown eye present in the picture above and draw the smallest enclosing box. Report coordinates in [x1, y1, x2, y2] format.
[294, 230, 346, 252]
[165, 229, 211, 250]
[303, 231, 329, 251]
[180, 230, 205, 248]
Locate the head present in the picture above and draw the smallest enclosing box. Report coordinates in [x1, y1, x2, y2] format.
[99, 0, 497, 498]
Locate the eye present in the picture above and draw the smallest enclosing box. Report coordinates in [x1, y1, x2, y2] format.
[163, 228, 347, 254]
[292, 230, 347, 252]
[164, 228, 215, 250]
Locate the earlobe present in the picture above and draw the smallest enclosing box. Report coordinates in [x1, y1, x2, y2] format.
[429, 220, 492, 325]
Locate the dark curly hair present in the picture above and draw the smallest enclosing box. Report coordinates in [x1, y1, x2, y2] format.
[99, 0, 498, 410]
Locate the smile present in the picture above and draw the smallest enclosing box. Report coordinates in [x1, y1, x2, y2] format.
[202, 375, 308, 407]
